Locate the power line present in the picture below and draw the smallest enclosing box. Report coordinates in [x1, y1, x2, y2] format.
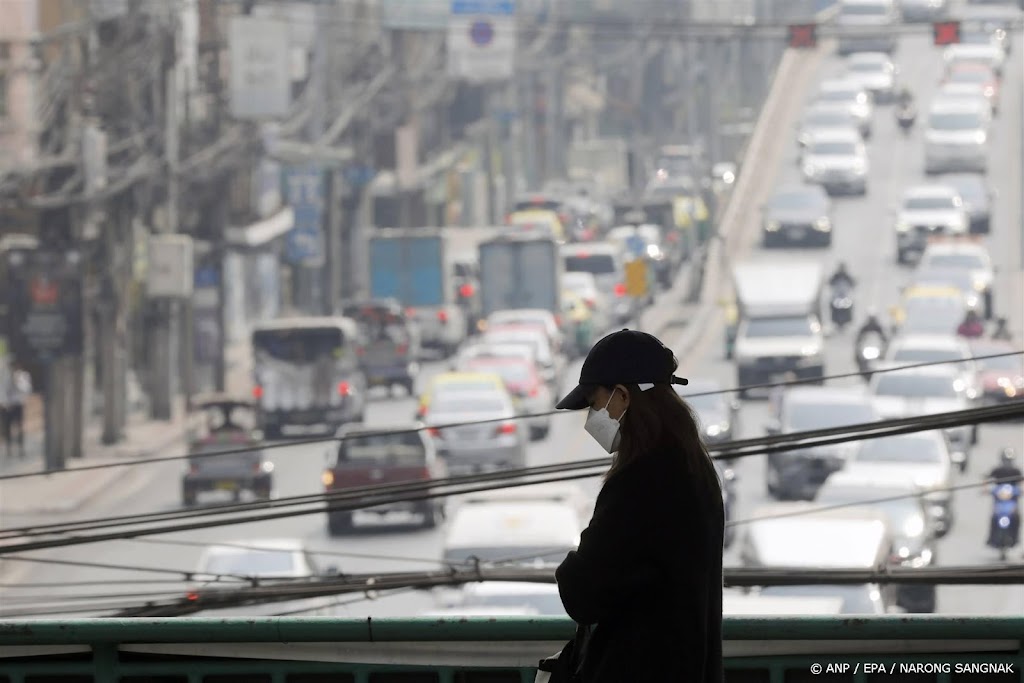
[1, 350, 1017, 483]
[0, 555, 255, 583]
[1, 400, 1019, 556]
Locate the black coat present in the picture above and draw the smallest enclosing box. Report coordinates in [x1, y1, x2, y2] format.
[556, 448, 725, 683]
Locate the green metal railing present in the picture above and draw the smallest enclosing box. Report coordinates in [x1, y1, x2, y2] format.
[0, 616, 1022, 682]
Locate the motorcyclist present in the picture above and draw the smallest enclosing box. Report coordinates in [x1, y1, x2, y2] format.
[989, 448, 1024, 486]
[957, 310, 985, 338]
[828, 262, 856, 290]
[855, 312, 888, 349]
[896, 86, 915, 111]
[992, 317, 1012, 341]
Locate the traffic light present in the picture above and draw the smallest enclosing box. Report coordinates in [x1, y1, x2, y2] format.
[788, 23, 817, 49]
[933, 21, 960, 46]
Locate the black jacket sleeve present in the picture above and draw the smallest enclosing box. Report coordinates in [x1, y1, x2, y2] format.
[555, 467, 663, 625]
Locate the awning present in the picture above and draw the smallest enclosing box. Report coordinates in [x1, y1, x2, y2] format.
[226, 207, 295, 248]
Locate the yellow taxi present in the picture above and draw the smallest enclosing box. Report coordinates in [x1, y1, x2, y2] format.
[416, 372, 509, 419]
[507, 209, 566, 242]
[891, 284, 967, 334]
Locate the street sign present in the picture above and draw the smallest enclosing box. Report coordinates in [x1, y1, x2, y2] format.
[228, 16, 292, 119]
[933, 21, 960, 46]
[4, 248, 84, 364]
[283, 165, 326, 267]
[788, 23, 817, 49]
[448, 0, 516, 83]
[625, 259, 648, 299]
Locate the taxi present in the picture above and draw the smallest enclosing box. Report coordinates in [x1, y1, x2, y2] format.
[416, 371, 509, 419]
[917, 238, 995, 318]
[891, 284, 966, 333]
[506, 208, 567, 242]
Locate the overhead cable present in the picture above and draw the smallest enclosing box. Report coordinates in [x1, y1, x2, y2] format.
[1, 350, 1017, 483]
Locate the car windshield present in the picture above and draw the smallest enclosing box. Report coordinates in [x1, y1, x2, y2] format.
[874, 374, 960, 398]
[431, 396, 507, 414]
[817, 491, 921, 532]
[903, 308, 964, 335]
[929, 111, 983, 130]
[786, 402, 876, 431]
[564, 254, 616, 274]
[202, 549, 299, 576]
[949, 69, 990, 84]
[465, 361, 532, 385]
[904, 195, 956, 210]
[338, 431, 424, 466]
[770, 191, 823, 210]
[849, 61, 885, 73]
[840, 4, 886, 16]
[925, 253, 985, 269]
[745, 317, 813, 338]
[818, 90, 859, 103]
[961, 31, 995, 45]
[760, 585, 880, 614]
[253, 328, 345, 363]
[810, 141, 857, 155]
[857, 435, 944, 464]
[891, 349, 962, 364]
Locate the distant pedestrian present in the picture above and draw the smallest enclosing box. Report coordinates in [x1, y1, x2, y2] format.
[4, 364, 31, 458]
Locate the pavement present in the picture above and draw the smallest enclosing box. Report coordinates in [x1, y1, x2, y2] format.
[0, 343, 253, 517]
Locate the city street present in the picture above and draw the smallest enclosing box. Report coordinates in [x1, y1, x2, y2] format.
[1, 23, 1021, 620]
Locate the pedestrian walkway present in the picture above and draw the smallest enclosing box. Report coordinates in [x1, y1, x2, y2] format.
[0, 343, 253, 516]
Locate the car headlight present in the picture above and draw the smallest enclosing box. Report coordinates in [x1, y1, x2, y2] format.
[972, 277, 987, 292]
[814, 216, 831, 232]
[803, 163, 818, 177]
[852, 162, 867, 175]
[895, 221, 910, 233]
[800, 345, 820, 357]
[974, 131, 987, 145]
[706, 422, 729, 437]
[903, 516, 925, 539]
[765, 220, 781, 232]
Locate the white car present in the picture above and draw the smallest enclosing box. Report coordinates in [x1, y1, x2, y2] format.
[797, 104, 864, 150]
[442, 499, 582, 567]
[943, 43, 1004, 77]
[869, 365, 976, 468]
[802, 129, 869, 195]
[885, 333, 978, 395]
[924, 99, 991, 174]
[918, 241, 995, 318]
[899, 0, 949, 22]
[893, 185, 968, 264]
[852, 431, 955, 529]
[844, 52, 898, 102]
[485, 308, 564, 355]
[814, 79, 874, 137]
[937, 82, 996, 116]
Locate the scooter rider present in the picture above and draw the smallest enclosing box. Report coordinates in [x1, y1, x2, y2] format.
[990, 448, 1024, 486]
[855, 312, 888, 349]
[829, 262, 856, 290]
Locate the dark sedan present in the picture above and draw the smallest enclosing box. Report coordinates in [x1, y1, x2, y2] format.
[761, 186, 833, 247]
[941, 173, 992, 234]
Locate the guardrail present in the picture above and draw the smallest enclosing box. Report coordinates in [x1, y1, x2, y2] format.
[1, 616, 1022, 682]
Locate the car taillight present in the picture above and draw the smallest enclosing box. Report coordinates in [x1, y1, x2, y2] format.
[437, 310, 448, 323]
[420, 467, 432, 479]
[496, 422, 517, 435]
[426, 427, 440, 437]
[186, 592, 199, 602]
[614, 283, 627, 297]
[396, 343, 408, 355]
[252, 385, 264, 399]
[459, 283, 474, 298]
[337, 381, 351, 396]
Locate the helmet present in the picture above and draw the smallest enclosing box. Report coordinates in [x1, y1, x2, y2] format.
[1000, 448, 1017, 465]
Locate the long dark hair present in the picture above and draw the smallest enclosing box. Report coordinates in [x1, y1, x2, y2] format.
[603, 382, 721, 495]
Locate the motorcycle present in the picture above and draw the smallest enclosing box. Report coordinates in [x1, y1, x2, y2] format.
[855, 331, 885, 380]
[988, 483, 1021, 561]
[896, 103, 916, 133]
[830, 282, 854, 329]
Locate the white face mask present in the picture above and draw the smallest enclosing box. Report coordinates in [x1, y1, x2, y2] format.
[584, 391, 627, 453]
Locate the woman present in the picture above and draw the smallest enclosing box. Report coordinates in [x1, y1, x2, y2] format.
[552, 329, 724, 683]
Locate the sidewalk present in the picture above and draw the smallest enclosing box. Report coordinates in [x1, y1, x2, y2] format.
[0, 343, 252, 516]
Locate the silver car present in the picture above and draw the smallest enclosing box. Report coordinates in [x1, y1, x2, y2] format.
[423, 389, 528, 475]
[924, 99, 991, 174]
[844, 52, 898, 102]
[919, 241, 995, 318]
[814, 79, 873, 137]
[802, 129, 869, 195]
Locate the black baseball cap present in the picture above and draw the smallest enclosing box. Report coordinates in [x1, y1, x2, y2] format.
[555, 329, 688, 410]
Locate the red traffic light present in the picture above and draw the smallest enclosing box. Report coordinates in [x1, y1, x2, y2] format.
[933, 21, 960, 46]
[788, 23, 817, 49]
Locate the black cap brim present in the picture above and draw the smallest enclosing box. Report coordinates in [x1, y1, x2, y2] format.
[555, 383, 593, 410]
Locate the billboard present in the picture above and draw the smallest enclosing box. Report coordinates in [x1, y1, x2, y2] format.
[228, 16, 292, 119]
[4, 248, 84, 364]
[447, 0, 516, 83]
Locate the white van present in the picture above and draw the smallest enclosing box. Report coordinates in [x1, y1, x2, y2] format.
[836, 0, 899, 55]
